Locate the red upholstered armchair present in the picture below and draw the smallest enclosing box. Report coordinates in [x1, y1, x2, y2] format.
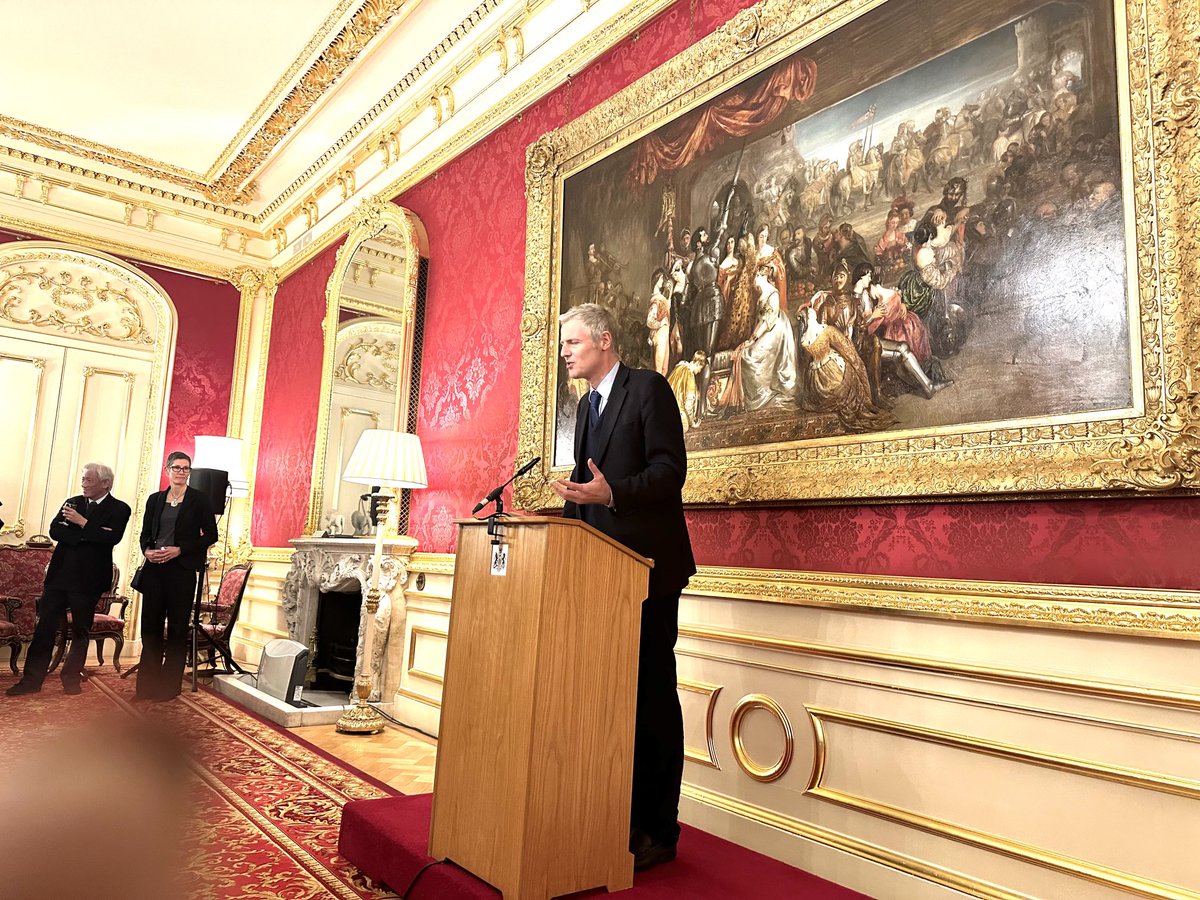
[0, 538, 55, 674]
[50, 564, 130, 674]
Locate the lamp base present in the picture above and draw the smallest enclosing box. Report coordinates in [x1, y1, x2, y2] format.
[336, 697, 386, 734]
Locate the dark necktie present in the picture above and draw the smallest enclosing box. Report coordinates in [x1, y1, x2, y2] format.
[588, 390, 602, 430]
[86, 500, 98, 516]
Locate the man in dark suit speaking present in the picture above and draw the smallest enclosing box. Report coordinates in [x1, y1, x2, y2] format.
[7, 462, 131, 696]
[552, 302, 696, 872]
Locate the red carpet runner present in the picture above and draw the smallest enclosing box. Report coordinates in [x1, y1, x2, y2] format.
[0, 671, 401, 899]
[340, 793, 871, 898]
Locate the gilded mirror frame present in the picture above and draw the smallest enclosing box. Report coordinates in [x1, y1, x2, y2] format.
[305, 196, 428, 535]
[515, 0, 1200, 509]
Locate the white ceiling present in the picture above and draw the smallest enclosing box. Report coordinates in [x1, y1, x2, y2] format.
[0, 0, 347, 174]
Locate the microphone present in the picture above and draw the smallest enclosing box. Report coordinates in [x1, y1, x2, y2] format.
[472, 457, 541, 515]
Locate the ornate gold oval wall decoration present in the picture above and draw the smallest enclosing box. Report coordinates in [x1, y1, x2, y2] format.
[730, 692, 794, 783]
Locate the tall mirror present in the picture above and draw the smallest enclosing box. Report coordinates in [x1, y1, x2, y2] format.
[307, 197, 428, 536]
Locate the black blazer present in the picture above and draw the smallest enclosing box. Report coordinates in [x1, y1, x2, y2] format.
[140, 486, 218, 572]
[46, 494, 132, 595]
[563, 363, 696, 597]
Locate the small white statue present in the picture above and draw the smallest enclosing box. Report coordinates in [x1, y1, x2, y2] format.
[325, 511, 346, 536]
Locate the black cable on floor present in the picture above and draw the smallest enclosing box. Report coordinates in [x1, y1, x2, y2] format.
[399, 860, 445, 899]
[366, 700, 437, 740]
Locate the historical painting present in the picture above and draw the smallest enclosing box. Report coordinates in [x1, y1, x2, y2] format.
[518, 0, 1199, 506]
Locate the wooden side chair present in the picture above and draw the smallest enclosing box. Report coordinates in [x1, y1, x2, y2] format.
[49, 564, 130, 674]
[189, 562, 253, 675]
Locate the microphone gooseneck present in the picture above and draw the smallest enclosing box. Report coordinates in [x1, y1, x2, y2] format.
[472, 457, 542, 515]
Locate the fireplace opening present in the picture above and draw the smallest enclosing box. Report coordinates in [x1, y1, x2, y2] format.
[312, 589, 362, 692]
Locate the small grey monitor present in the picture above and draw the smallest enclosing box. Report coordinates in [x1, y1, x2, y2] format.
[258, 638, 309, 707]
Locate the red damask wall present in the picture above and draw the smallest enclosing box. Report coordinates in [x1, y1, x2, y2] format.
[258, 0, 1199, 590]
[251, 242, 340, 547]
[0, 227, 239, 485]
[152, 268, 240, 474]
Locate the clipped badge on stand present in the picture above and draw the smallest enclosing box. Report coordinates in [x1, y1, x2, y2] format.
[490, 542, 508, 576]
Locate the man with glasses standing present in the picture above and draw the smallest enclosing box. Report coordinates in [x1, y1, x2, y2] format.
[7, 463, 131, 696]
[134, 451, 218, 701]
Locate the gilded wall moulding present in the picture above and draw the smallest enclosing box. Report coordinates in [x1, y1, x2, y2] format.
[305, 197, 428, 536]
[0, 250, 156, 346]
[0, 211, 233, 279]
[334, 334, 401, 390]
[518, 0, 1200, 506]
[687, 566, 1200, 640]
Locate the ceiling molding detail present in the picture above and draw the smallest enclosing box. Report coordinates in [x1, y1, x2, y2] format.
[0, 0, 674, 277]
[0, 0, 382, 205]
[260, 0, 505, 219]
[206, 0, 412, 204]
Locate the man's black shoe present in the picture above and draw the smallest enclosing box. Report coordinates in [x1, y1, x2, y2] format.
[5, 681, 42, 696]
[62, 682, 82, 696]
[630, 830, 677, 872]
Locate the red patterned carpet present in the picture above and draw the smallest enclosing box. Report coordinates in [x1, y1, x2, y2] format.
[0, 672, 399, 900]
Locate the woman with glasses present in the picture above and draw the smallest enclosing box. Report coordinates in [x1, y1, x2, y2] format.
[134, 450, 218, 701]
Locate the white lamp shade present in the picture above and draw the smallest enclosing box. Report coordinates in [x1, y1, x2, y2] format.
[193, 435, 249, 497]
[343, 430, 427, 489]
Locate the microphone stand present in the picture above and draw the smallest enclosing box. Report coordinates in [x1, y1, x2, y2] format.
[473, 457, 540, 540]
[189, 555, 209, 693]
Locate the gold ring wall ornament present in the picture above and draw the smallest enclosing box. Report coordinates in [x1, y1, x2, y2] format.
[305, 197, 428, 536]
[516, 0, 1200, 508]
[730, 692, 794, 783]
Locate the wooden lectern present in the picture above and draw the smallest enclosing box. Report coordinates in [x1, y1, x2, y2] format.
[429, 517, 652, 900]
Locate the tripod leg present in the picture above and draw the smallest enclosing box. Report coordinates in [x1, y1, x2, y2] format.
[190, 563, 207, 694]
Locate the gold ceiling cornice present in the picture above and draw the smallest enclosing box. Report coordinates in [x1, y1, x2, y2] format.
[0, 153, 252, 221]
[206, 0, 412, 204]
[0, 113, 206, 181]
[0, 0, 406, 207]
[0, 0, 677, 273]
[0, 209, 233, 279]
[261, 0, 506, 218]
[204, 0, 363, 181]
[277, 0, 678, 278]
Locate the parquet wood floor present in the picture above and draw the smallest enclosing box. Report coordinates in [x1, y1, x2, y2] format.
[293, 720, 438, 795]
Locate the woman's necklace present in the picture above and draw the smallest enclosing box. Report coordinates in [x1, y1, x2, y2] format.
[167, 488, 185, 507]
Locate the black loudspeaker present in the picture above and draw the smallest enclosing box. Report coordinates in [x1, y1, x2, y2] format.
[189, 468, 230, 515]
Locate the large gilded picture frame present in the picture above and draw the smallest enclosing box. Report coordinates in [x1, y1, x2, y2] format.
[515, 0, 1200, 509]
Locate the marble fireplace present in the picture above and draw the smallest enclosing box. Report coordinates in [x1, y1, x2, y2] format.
[281, 536, 417, 702]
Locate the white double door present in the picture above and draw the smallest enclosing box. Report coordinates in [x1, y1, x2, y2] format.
[0, 328, 155, 580]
